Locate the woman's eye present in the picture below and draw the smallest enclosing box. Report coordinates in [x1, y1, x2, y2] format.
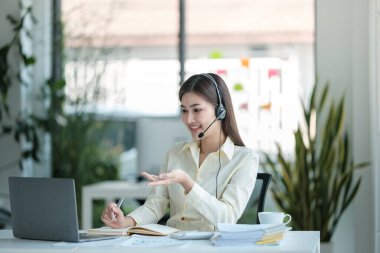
[194, 108, 202, 113]
[181, 109, 188, 113]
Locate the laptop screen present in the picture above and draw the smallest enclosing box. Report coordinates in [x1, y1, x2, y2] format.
[9, 177, 80, 242]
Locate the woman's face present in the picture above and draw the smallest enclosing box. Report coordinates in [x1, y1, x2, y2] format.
[180, 91, 220, 140]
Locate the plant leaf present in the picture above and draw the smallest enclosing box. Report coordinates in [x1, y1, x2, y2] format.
[6, 14, 18, 25]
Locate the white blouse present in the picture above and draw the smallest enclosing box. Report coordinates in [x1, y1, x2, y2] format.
[127, 137, 259, 231]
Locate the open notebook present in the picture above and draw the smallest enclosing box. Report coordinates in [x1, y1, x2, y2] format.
[88, 224, 180, 236]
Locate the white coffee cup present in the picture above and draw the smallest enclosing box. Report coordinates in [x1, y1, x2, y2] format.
[258, 212, 292, 225]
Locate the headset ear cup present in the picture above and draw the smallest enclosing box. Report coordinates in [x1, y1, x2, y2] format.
[201, 73, 226, 120]
[216, 105, 226, 120]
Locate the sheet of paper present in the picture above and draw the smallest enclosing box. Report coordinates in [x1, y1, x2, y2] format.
[121, 235, 189, 247]
[54, 237, 127, 247]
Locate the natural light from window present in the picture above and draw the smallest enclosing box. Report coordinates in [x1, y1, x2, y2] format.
[62, 0, 314, 176]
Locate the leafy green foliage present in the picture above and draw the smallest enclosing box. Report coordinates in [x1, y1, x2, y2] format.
[52, 113, 120, 225]
[0, 5, 41, 169]
[0, 5, 121, 228]
[42, 77, 121, 226]
[262, 81, 367, 242]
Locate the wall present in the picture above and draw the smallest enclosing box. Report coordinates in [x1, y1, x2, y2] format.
[26, 0, 52, 178]
[351, 1, 373, 253]
[370, 0, 380, 251]
[316, 0, 373, 253]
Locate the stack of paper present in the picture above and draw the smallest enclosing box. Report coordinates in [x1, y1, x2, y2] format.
[212, 223, 291, 246]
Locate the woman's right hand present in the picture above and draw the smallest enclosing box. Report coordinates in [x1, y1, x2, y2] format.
[101, 202, 135, 228]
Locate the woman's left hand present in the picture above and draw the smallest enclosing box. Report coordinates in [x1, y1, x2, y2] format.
[141, 169, 195, 194]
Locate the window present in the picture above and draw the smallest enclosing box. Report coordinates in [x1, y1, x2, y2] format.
[62, 0, 315, 157]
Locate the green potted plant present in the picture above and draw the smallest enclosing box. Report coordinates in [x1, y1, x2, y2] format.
[262, 81, 367, 243]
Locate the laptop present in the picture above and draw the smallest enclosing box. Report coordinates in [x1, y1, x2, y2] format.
[8, 176, 117, 242]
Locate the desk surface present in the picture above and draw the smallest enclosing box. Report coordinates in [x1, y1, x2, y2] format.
[0, 230, 320, 253]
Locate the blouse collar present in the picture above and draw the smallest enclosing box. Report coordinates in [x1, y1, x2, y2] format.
[182, 136, 235, 162]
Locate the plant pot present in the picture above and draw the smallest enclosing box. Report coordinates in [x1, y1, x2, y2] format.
[320, 241, 334, 253]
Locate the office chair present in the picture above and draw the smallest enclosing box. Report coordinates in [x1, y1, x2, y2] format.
[237, 172, 272, 224]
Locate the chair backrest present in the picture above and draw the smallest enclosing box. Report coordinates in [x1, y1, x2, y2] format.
[237, 172, 272, 224]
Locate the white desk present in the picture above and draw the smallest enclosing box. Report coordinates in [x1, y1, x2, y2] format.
[82, 181, 151, 229]
[0, 230, 320, 253]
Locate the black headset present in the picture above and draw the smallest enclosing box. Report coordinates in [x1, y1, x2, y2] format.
[200, 73, 226, 201]
[200, 73, 226, 120]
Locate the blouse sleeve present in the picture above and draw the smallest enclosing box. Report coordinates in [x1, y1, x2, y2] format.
[185, 150, 259, 227]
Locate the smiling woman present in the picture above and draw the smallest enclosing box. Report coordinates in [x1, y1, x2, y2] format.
[59, 0, 315, 236]
[100, 73, 259, 231]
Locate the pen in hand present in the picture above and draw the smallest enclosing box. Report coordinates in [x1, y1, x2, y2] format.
[111, 197, 125, 222]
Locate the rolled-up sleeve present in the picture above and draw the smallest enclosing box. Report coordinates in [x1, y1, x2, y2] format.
[127, 185, 169, 225]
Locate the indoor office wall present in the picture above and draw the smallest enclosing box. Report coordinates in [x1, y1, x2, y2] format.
[316, 0, 372, 252]
[24, 0, 53, 178]
[372, 0, 380, 251]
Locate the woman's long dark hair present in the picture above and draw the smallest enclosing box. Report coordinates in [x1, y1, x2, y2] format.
[179, 73, 245, 147]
